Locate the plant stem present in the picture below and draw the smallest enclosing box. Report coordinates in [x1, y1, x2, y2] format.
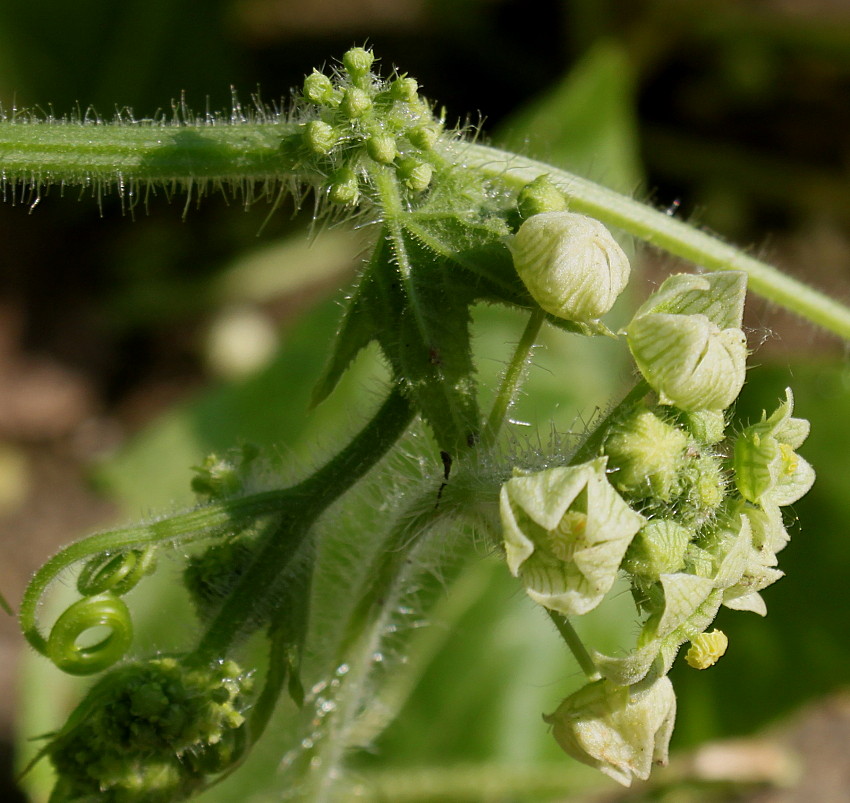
[546, 610, 601, 681]
[480, 307, 546, 449]
[0, 118, 300, 187]
[193, 386, 414, 661]
[460, 143, 850, 341]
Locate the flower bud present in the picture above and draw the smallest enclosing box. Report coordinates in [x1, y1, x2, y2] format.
[342, 47, 374, 78]
[398, 158, 433, 192]
[500, 459, 644, 616]
[510, 211, 630, 322]
[685, 629, 728, 669]
[303, 70, 335, 105]
[406, 123, 440, 151]
[328, 167, 360, 205]
[627, 312, 747, 412]
[544, 676, 676, 786]
[734, 388, 814, 508]
[390, 75, 419, 102]
[623, 520, 691, 580]
[303, 120, 337, 155]
[341, 87, 372, 119]
[604, 409, 688, 501]
[633, 271, 747, 331]
[516, 175, 568, 219]
[366, 133, 397, 164]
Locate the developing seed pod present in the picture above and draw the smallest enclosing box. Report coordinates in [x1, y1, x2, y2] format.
[510, 211, 630, 322]
[44, 657, 253, 801]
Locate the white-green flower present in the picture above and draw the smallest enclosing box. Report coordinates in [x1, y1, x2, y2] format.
[628, 312, 747, 412]
[510, 211, 630, 322]
[734, 388, 815, 508]
[544, 676, 676, 786]
[500, 459, 644, 616]
[632, 271, 747, 330]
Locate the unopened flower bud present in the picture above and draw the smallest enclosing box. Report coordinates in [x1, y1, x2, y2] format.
[303, 120, 337, 155]
[303, 70, 335, 105]
[627, 313, 747, 412]
[398, 158, 433, 191]
[633, 271, 747, 331]
[544, 677, 676, 787]
[366, 133, 397, 164]
[511, 211, 630, 322]
[342, 47, 374, 78]
[685, 629, 728, 669]
[623, 519, 691, 580]
[500, 459, 644, 615]
[604, 409, 688, 501]
[328, 167, 359, 205]
[406, 124, 440, 151]
[517, 175, 568, 219]
[390, 75, 419, 102]
[341, 87, 372, 119]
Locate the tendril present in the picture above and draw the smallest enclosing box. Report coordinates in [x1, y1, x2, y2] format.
[76, 546, 158, 597]
[18, 489, 291, 659]
[46, 593, 134, 675]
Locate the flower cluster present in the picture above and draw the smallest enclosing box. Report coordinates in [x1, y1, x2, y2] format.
[502, 225, 814, 786]
[282, 47, 443, 205]
[43, 657, 252, 802]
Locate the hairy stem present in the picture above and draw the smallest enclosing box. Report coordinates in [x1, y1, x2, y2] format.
[193, 387, 415, 661]
[480, 307, 546, 450]
[460, 143, 850, 341]
[0, 118, 300, 186]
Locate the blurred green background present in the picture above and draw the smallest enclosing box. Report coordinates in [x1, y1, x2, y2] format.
[2, 0, 850, 800]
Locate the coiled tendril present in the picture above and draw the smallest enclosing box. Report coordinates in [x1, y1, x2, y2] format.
[76, 546, 158, 596]
[46, 593, 134, 676]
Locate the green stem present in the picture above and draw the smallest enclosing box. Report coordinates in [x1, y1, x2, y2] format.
[193, 387, 414, 661]
[3, 116, 847, 339]
[460, 143, 850, 341]
[0, 118, 301, 186]
[546, 610, 600, 681]
[480, 307, 546, 450]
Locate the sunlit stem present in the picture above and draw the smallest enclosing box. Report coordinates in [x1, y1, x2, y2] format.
[460, 143, 850, 341]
